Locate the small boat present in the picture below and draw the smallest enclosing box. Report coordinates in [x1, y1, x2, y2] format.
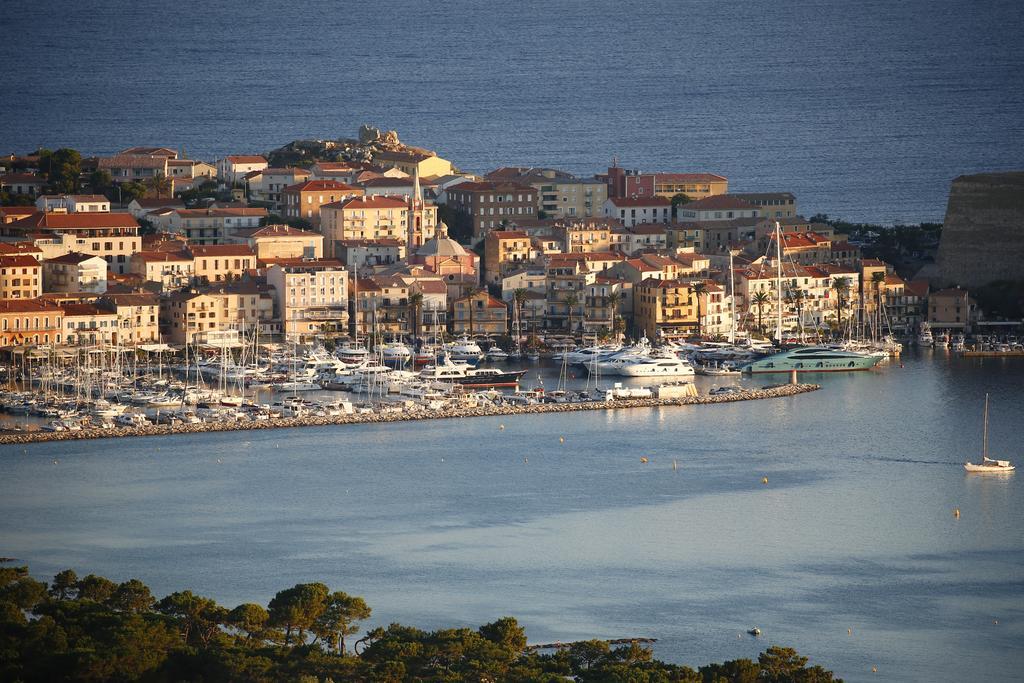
[748, 627, 761, 637]
[964, 394, 1015, 473]
[486, 346, 510, 361]
[917, 322, 934, 347]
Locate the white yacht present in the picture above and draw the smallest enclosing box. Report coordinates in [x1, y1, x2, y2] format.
[742, 346, 884, 373]
[380, 341, 413, 365]
[618, 356, 695, 378]
[964, 394, 1015, 473]
[445, 337, 484, 362]
[917, 323, 934, 346]
[486, 346, 510, 361]
[337, 344, 370, 364]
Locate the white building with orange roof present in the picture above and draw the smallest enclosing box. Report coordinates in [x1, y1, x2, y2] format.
[0, 254, 42, 299]
[602, 196, 672, 227]
[217, 155, 268, 184]
[677, 195, 760, 222]
[281, 179, 361, 229]
[42, 252, 107, 293]
[230, 224, 323, 260]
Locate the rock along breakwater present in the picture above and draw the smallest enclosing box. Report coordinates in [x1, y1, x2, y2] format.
[0, 384, 820, 447]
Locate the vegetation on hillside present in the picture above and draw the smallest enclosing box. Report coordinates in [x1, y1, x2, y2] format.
[0, 563, 842, 682]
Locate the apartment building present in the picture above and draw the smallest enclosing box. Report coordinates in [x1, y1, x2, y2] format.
[42, 252, 107, 293]
[0, 299, 63, 347]
[281, 180, 361, 229]
[266, 260, 349, 339]
[443, 181, 537, 240]
[5, 211, 141, 274]
[0, 255, 42, 299]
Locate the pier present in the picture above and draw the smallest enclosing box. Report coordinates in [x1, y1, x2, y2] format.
[0, 383, 819, 446]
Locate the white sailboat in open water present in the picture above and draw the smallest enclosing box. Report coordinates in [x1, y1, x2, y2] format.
[964, 393, 1015, 473]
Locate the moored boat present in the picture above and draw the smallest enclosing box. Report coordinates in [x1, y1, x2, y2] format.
[742, 346, 883, 373]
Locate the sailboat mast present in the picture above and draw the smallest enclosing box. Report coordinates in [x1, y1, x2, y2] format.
[728, 249, 736, 344]
[775, 221, 783, 343]
[983, 393, 989, 460]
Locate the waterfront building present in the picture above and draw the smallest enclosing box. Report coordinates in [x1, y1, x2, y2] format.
[161, 283, 275, 345]
[0, 299, 63, 346]
[281, 180, 361, 229]
[41, 252, 107, 294]
[96, 292, 160, 344]
[605, 166, 728, 201]
[350, 275, 411, 338]
[216, 155, 268, 185]
[602, 196, 672, 227]
[676, 195, 760, 222]
[583, 276, 629, 336]
[730, 192, 798, 218]
[188, 244, 257, 284]
[928, 287, 976, 332]
[62, 302, 119, 346]
[633, 278, 699, 340]
[0, 254, 42, 299]
[499, 267, 546, 300]
[442, 180, 537, 240]
[4, 211, 141, 274]
[266, 260, 349, 339]
[452, 290, 508, 335]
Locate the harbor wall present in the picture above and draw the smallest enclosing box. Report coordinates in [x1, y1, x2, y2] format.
[0, 384, 820, 446]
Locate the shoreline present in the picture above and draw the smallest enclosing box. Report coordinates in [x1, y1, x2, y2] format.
[0, 383, 820, 447]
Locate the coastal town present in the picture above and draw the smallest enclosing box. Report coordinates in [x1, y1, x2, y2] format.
[0, 128, 1019, 437]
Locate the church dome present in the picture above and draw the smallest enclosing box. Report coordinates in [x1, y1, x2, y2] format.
[416, 221, 468, 257]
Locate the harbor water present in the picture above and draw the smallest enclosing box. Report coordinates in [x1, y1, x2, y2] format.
[1, 351, 1022, 681]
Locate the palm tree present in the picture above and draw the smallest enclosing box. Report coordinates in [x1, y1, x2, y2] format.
[605, 291, 622, 338]
[463, 287, 479, 336]
[407, 292, 423, 341]
[831, 276, 851, 332]
[144, 172, 172, 199]
[564, 292, 580, 335]
[752, 291, 772, 338]
[691, 281, 707, 339]
[512, 288, 528, 342]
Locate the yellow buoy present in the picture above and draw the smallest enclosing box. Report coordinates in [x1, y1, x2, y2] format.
[640, 457, 648, 463]
[559, 436, 565, 444]
[954, 508, 961, 518]
[762, 476, 769, 485]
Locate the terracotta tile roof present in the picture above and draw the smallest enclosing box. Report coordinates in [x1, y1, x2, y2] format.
[283, 180, 356, 193]
[335, 238, 404, 247]
[608, 196, 672, 207]
[681, 195, 757, 211]
[488, 230, 530, 240]
[132, 198, 185, 208]
[448, 180, 534, 193]
[62, 302, 112, 317]
[99, 293, 159, 306]
[42, 252, 104, 265]
[0, 254, 41, 267]
[235, 224, 321, 238]
[360, 177, 415, 187]
[654, 173, 728, 184]
[327, 195, 408, 210]
[224, 155, 267, 165]
[0, 241, 42, 254]
[132, 250, 192, 263]
[174, 208, 267, 218]
[0, 299, 59, 313]
[119, 147, 177, 157]
[11, 212, 139, 229]
[0, 173, 46, 184]
[97, 155, 167, 170]
[188, 244, 256, 258]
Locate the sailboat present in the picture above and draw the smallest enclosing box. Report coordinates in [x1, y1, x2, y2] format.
[964, 394, 1015, 473]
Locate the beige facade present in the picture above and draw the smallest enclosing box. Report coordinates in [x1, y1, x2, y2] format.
[484, 230, 534, 286]
[634, 279, 698, 339]
[232, 225, 324, 260]
[266, 261, 349, 339]
[321, 195, 436, 254]
[0, 255, 42, 299]
[130, 251, 194, 290]
[372, 150, 453, 179]
[189, 244, 257, 284]
[42, 252, 107, 293]
[62, 303, 119, 346]
[162, 286, 275, 345]
[281, 180, 361, 229]
[0, 299, 63, 347]
[4, 211, 141, 274]
[97, 293, 160, 345]
[452, 291, 507, 335]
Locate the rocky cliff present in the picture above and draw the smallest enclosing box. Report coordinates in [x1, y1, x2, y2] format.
[935, 172, 1024, 287]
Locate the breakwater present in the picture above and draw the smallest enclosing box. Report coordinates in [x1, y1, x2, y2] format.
[0, 384, 820, 447]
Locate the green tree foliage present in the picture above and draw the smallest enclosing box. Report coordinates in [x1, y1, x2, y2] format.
[39, 148, 82, 193]
[0, 562, 842, 682]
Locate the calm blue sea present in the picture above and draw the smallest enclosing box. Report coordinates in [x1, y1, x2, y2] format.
[2, 0, 1023, 223]
[2, 353, 1024, 682]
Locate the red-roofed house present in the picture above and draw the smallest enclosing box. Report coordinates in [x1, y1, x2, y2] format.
[0, 173, 47, 197]
[606, 166, 729, 201]
[4, 211, 141, 274]
[442, 181, 537, 239]
[0, 254, 42, 299]
[281, 180, 362, 229]
[42, 252, 107, 294]
[230, 224, 324, 260]
[217, 155, 268, 184]
[62, 303, 119, 346]
[188, 244, 257, 283]
[321, 195, 436, 254]
[164, 207, 267, 245]
[0, 299, 64, 348]
[248, 167, 311, 207]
